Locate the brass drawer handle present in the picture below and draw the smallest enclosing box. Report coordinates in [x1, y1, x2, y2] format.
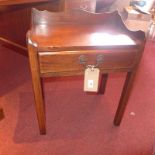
[79, 54, 104, 68]
[79, 55, 87, 64]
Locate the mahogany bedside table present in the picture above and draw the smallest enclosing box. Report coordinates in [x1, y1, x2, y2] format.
[27, 8, 146, 134]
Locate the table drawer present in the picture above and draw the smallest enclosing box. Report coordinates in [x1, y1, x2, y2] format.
[38, 50, 137, 75]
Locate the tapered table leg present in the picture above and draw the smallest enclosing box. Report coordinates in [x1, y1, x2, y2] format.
[114, 71, 136, 126]
[28, 44, 46, 134]
[98, 73, 108, 94]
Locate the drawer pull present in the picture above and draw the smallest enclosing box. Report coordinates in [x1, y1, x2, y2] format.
[79, 54, 104, 67]
[79, 55, 87, 64]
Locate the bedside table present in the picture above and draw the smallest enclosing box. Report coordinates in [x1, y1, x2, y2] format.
[27, 9, 146, 134]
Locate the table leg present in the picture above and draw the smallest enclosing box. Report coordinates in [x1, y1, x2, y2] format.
[114, 71, 136, 126]
[98, 73, 108, 94]
[28, 44, 46, 135]
[0, 108, 4, 121]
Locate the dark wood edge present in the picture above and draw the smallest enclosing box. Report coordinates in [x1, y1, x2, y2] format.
[0, 37, 28, 56]
[40, 67, 133, 78]
[0, 0, 51, 6]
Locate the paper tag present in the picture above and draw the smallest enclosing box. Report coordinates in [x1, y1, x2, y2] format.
[84, 68, 100, 92]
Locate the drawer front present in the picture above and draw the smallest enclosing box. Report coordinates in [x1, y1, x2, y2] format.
[39, 50, 137, 75]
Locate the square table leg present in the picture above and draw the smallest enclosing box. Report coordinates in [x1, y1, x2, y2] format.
[0, 108, 4, 121]
[98, 73, 108, 94]
[114, 71, 136, 125]
[28, 44, 46, 135]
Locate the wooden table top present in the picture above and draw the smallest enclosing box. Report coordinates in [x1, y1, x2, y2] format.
[29, 25, 137, 50]
[28, 9, 145, 51]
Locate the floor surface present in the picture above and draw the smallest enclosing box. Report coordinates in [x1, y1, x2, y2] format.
[0, 41, 155, 155]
